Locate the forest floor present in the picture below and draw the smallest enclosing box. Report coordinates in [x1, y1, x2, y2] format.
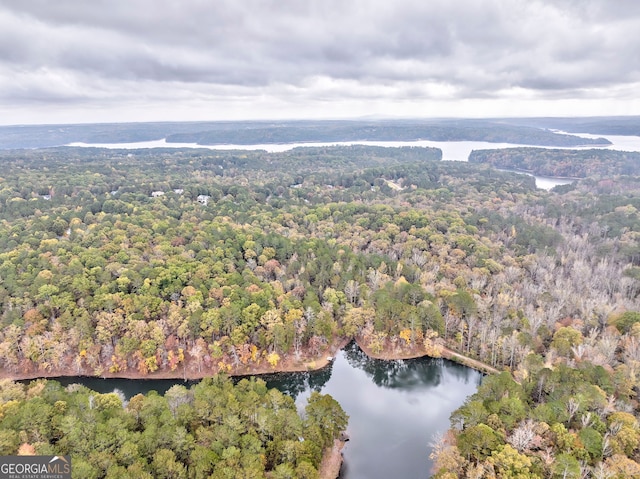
[318, 439, 346, 479]
[0, 335, 498, 381]
[0, 337, 352, 381]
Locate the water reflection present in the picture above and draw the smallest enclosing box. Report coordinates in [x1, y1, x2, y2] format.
[342, 342, 446, 389]
[325, 343, 481, 478]
[260, 360, 334, 401]
[52, 376, 194, 398]
[265, 342, 482, 478]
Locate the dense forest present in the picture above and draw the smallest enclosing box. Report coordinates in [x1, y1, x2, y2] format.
[0, 144, 531, 379]
[164, 121, 609, 147]
[469, 147, 640, 178]
[1, 142, 640, 477]
[0, 376, 347, 478]
[501, 116, 640, 137]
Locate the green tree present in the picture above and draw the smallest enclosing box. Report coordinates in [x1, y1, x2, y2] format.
[552, 453, 581, 479]
[550, 327, 583, 358]
[612, 311, 640, 334]
[304, 392, 348, 450]
[488, 444, 540, 479]
[152, 449, 187, 478]
[456, 424, 504, 461]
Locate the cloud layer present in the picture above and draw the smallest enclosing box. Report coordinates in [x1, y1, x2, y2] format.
[1, 0, 639, 123]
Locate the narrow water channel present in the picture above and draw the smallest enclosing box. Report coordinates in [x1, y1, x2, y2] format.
[53, 342, 482, 478]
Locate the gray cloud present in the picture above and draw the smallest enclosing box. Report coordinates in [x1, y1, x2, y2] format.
[0, 0, 639, 123]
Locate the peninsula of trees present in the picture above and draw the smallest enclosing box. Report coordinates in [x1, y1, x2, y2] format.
[469, 147, 640, 178]
[163, 121, 609, 147]
[0, 376, 347, 478]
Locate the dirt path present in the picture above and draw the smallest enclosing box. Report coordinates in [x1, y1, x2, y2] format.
[318, 439, 346, 479]
[383, 179, 404, 190]
[355, 337, 499, 375]
[439, 347, 500, 375]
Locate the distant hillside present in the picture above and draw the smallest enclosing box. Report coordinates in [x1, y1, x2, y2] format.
[165, 120, 609, 147]
[469, 147, 640, 177]
[0, 119, 609, 149]
[0, 122, 224, 149]
[501, 116, 640, 136]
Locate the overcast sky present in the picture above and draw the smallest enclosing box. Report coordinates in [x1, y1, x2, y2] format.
[1, 0, 639, 125]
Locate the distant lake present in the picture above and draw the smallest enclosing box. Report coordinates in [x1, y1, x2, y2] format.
[51, 342, 482, 479]
[550, 130, 640, 152]
[496, 169, 575, 190]
[70, 138, 556, 159]
[68, 132, 640, 190]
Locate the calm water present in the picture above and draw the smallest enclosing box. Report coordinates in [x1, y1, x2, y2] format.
[69, 133, 640, 191]
[67, 136, 629, 158]
[68, 137, 554, 159]
[52, 342, 482, 479]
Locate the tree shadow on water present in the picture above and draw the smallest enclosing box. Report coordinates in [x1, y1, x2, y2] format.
[261, 360, 335, 400]
[342, 341, 448, 390]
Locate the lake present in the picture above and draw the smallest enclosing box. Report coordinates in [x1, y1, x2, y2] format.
[68, 137, 555, 159]
[68, 133, 640, 191]
[52, 342, 482, 479]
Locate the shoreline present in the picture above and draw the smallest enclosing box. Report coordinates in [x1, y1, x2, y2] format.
[1, 337, 495, 479]
[0, 336, 497, 381]
[0, 337, 352, 382]
[495, 166, 582, 181]
[318, 439, 346, 479]
[354, 337, 500, 375]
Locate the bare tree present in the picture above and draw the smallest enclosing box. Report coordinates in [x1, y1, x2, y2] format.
[411, 249, 428, 268]
[344, 280, 359, 305]
[596, 333, 619, 367]
[591, 462, 614, 479]
[367, 268, 383, 291]
[567, 398, 580, 422]
[507, 420, 537, 452]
